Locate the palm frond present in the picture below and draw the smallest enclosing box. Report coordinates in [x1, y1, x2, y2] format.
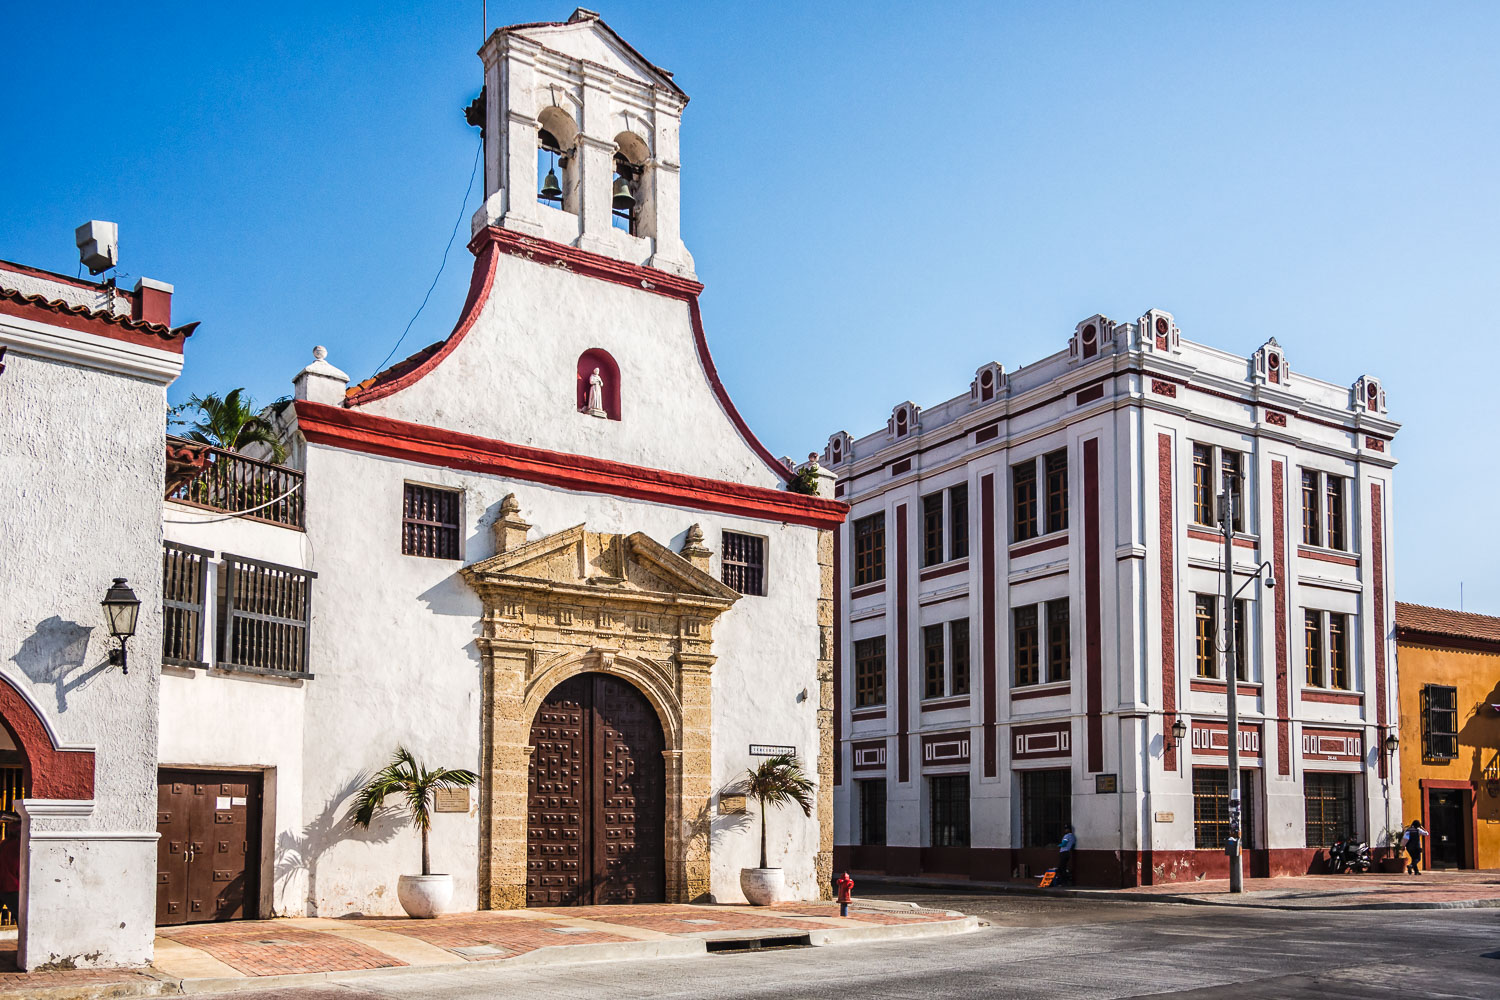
[744, 752, 815, 817]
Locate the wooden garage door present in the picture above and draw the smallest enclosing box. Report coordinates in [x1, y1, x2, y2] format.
[527, 673, 664, 906]
[157, 769, 261, 925]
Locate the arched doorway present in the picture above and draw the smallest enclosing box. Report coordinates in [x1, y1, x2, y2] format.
[527, 672, 665, 906]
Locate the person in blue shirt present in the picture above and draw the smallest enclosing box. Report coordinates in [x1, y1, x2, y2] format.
[1057, 825, 1077, 886]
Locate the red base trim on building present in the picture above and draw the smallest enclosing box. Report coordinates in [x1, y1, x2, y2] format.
[294, 401, 846, 529]
[0, 676, 94, 799]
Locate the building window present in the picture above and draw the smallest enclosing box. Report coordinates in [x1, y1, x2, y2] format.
[1301, 470, 1349, 550]
[922, 492, 944, 567]
[1012, 460, 1038, 541]
[1021, 769, 1071, 847]
[1304, 772, 1356, 848]
[162, 542, 210, 669]
[1013, 605, 1040, 686]
[1301, 470, 1321, 546]
[1232, 599, 1248, 681]
[1046, 599, 1070, 682]
[854, 637, 887, 708]
[1192, 444, 1214, 526]
[219, 554, 315, 677]
[1191, 443, 1247, 532]
[1195, 595, 1218, 679]
[721, 531, 766, 596]
[853, 513, 886, 586]
[923, 624, 946, 699]
[950, 618, 971, 696]
[859, 779, 887, 846]
[402, 483, 462, 559]
[1327, 612, 1349, 689]
[1326, 475, 1346, 550]
[1305, 610, 1325, 687]
[1044, 449, 1068, 534]
[1422, 684, 1459, 761]
[1304, 610, 1351, 690]
[930, 775, 970, 848]
[1221, 449, 1244, 533]
[948, 483, 969, 560]
[1193, 768, 1255, 850]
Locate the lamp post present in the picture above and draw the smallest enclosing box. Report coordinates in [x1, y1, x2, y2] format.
[1220, 484, 1274, 894]
[101, 577, 141, 673]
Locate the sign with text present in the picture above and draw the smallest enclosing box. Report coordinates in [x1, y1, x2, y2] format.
[749, 744, 796, 757]
[1095, 773, 1118, 793]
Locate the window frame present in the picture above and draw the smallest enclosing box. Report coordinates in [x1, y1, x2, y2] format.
[1304, 609, 1325, 688]
[1422, 683, 1459, 761]
[1193, 767, 1255, 850]
[1191, 442, 1249, 533]
[859, 778, 888, 846]
[853, 512, 886, 586]
[929, 774, 971, 848]
[1301, 469, 1322, 546]
[1195, 594, 1218, 679]
[1304, 772, 1356, 848]
[1045, 598, 1070, 683]
[721, 530, 767, 597]
[401, 482, 463, 560]
[854, 636, 887, 708]
[922, 623, 946, 699]
[1325, 474, 1347, 551]
[1044, 449, 1069, 534]
[950, 618, 971, 696]
[948, 483, 969, 561]
[1011, 459, 1039, 542]
[1013, 604, 1041, 687]
[1327, 611, 1349, 690]
[1020, 768, 1072, 848]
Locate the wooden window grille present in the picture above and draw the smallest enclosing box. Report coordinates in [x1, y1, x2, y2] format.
[1195, 595, 1218, 679]
[1021, 768, 1071, 847]
[1326, 475, 1346, 551]
[923, 624, 946, 699]
[1012, 460, 1038, 541]
[1422, 684, 1459, 761]
[162, 542, 211, 668]
[1044, 449, 1068, 534]
[1013, 605, 1040, 686]
[722, 531, 766, 596]
[853, 513, 886, 586]
[1193, 768, 1255, 850]
[929, 774, 971, 848]
[921, 492, 944, 567]
[219, 554, 316, 678]
[1305, 610, 1325, 687]
[948, 484, 969, 560]
[1192, 444, 1214, 526]
[167, 441, 305, 529]
[949, 618, 970, 696]
[1304, 772, 1355, 848]
[1328, 612, 1349, 690]
[859, 779, 887, 846]
[1302, 470, 1321, 545]
[854, 636, 887, 708]
[1046, 598, 1071, 682]
[402, 484, 461, 560]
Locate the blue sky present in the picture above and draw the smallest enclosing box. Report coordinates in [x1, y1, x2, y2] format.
[5, 2, 1498, 612]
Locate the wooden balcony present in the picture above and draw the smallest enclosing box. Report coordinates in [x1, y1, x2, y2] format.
[166, 436, 305, 530]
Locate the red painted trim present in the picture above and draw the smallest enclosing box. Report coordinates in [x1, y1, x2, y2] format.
[0, 290, 190, 353]
[834, 528, 843, 787]
[1299, 547, 1359, 566]
[1301, 688, 1363, 705]
[1187, 527, 1257, 549]
[0, 676, 94, 799]
[345, 226, 794, 485]
[1009, 533, 1068, 558]
[919, 561, 968, 582]
[1158, 434, 1177, 773]
[1075, 384, 1105, 405]
[1083, 438, 1103, 773]
[896, 504, 910, 784]
[850, 708, 886, 722]
[1272, 461, 1291, 776]
[850, 583, 886, 601]
[1189, 680, 1262, 695]
[921, 697, 971, 712]
[294, 401, 846, 529]
[1011, 685, 1069, 701]
[1419, 779, 1480, 869]
[1371, 484, 1388, 778]
[980, 474, 998, 778]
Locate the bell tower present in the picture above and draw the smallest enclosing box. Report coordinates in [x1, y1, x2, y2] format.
[473, 8, 695, 278]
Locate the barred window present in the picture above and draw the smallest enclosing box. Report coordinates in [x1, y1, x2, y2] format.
[859, 779, 887, 846]
[950, 618, 971, 696]
[923, 624, 946, 699]
[1013, 605, 1040, 686]
[1021, 768, 1071, 847]
[402, 483, 461, 559]
[1328, 612, 1349, 689]
[854, 637, 886, 708]
[722, 531, 766, 596]
[1194, 768, 1255, 850]
[219, 554, 316, 677]
[853, 513, 886, 586]
[930, 775, 970, 848]
[1046, 598, 1070, 682]
[1192, 444, 1214, 526]
[1195, 595, 1218, 679]
[922, 492, 944, 568]
[162, 542, 210, 668]
[1044, 449, 1068, 534]
[948, 484, 969, 560]
[1012, 460, 1038, 541]
[1304, 772, 1355, 848]
[1422, 684, 1459, 761]
[1305, 610, 1325, 687]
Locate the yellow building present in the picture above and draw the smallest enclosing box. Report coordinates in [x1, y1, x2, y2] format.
[1394, 603, 1500, 869]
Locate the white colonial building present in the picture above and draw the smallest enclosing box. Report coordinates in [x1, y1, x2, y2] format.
[0, 10, 841, 969]
[827, 312, 1401, 886]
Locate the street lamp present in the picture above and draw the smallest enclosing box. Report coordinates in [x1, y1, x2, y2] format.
[1172, 717, 1188, 748]
[1219, 484, 1274, 894]
[101, 577, 141, 674]
[1383, 732, 1400, 760]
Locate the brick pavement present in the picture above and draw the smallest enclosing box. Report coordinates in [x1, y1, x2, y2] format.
[156, 924, 406, 977]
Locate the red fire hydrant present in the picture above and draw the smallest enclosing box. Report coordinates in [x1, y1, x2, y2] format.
[836, 872, 855, 917]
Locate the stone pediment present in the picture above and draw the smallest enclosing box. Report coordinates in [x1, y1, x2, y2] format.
[513, 13, 685, 98]
[461, 524, 739, 608]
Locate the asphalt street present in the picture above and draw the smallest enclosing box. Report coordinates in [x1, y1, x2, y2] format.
[205, 888, 1500, 999]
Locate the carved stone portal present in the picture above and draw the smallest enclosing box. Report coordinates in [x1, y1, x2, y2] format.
[460, 523, 738, 907]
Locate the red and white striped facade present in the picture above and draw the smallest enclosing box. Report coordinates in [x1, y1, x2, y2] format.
[827, 311, 1401, 885]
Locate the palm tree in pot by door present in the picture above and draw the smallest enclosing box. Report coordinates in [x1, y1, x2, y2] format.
[739, 752, 815, 905]
[350, 747, 477, 918]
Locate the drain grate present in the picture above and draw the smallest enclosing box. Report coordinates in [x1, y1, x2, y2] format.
[705, 934, 812, 954]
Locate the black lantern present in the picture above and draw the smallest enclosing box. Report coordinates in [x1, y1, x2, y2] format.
[101, 577, 140, 673]
[1171, 718, 1188, 748]
[1383, 732, 1400, 759]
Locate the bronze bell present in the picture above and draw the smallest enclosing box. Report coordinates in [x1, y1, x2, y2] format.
[540, 167, 562, 201]
[612, 175, 635, 211]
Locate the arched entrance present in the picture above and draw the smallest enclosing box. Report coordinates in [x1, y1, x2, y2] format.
[527, 672, 665, 906]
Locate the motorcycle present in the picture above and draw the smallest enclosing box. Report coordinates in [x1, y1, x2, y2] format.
[1328, 837, 1371, 874]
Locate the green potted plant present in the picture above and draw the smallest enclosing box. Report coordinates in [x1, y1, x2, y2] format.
[350, 747, 477, 918]
[739, 752, 815, 905]
[1376, 825, 1409, 873]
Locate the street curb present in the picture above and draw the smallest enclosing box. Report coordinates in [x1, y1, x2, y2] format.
[857, 874, 1500, 912]
[807, 914, 981, 946]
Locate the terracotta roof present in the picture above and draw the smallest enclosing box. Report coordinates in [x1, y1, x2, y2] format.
[0, 284, 196, 342]
[346, 340, 445, 400]
[1395, 602, 1500, 646]
[164, 435, 211, 495]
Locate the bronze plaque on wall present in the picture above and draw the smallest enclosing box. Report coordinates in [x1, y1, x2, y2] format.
[434, 787, 470, 813]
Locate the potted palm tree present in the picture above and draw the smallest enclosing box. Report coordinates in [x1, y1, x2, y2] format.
[350, 747, 477, 918]
[739, 752, 815, 906]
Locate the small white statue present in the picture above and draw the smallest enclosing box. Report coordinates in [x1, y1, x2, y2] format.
[587, 367, 607, 417]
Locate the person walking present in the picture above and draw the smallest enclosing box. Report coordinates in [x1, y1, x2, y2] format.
[1401, 818, 1428, 875]
[1057, 825, 1077, 886]
[0, 810, 20, 924]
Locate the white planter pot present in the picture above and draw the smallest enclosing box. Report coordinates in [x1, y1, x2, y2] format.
[397, 874, 453, 918]
[740, 867, 784, 906]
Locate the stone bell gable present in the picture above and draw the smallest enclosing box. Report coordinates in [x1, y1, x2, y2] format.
[459, 514, 740, 907]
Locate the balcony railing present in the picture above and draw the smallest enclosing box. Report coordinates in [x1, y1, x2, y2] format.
[167, 438, 305, 529]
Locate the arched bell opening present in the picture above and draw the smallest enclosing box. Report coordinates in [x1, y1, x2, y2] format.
[611, 131, 652, 237]
[536, 107, 580, 215]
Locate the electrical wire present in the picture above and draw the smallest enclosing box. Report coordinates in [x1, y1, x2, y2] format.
[164, 481, 303, 524]
[373, 139, 484, 375]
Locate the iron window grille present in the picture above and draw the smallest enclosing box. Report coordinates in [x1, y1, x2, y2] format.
[1304, 772, 1355, 848]
[219, 554, 316, 678]
[859, 779, 887, 846]
[162, 542, 211, 669]
[853, 513, 886, 585]
[929, 774, 971, 848]
[1422, 684, 1460, 760]
[1021, 768, 1071, 847]
[949, 618, 971, 696]
[401, 483, 462, 560]
[854, 636, 887, 708]
[721, 531, 766, 596]
[1044, 449, 1068, 534]
[1193, 768, 1255, 850]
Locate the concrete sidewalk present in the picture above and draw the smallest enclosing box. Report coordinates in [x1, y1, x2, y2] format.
[859, 868, 1500, 910]
[0, 899, 979, 1000]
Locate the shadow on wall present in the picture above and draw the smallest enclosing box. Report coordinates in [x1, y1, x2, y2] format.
[274, 772, 400, 917]
[9, 616, 108, 713]
[702, 784, 752, 903]
[1460, 679, 1500, 824]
